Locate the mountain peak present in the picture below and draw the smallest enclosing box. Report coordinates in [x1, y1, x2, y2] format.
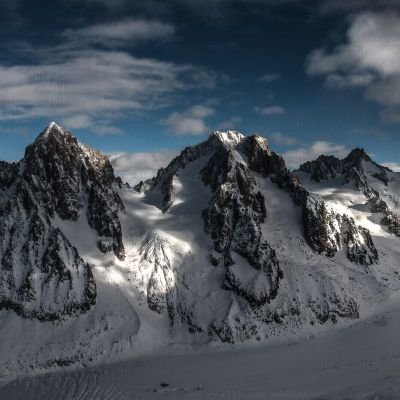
[40, 121, 65, 139]
[344, 148, 372, 164]
[48, 121, 62, 130]
[35, 121, 73, 142]
[211, 130, 245, 147]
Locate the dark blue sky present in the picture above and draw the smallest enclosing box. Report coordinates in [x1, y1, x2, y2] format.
[0, 0, 399, 171]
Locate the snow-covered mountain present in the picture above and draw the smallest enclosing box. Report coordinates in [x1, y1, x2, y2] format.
[1, 124, 400, 379]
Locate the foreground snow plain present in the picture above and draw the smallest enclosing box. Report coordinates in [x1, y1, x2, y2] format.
[1, 295, 400, 399]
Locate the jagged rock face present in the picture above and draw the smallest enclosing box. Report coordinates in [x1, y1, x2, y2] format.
[138, 132, 380, 333]
[298, 148, 376, 193]
[299, 155, 342, 182]
[2, 126, 397, 368]
[134, 132, 226, 210]
[301, 194, 341, 257]
[298, 148, 400, 239]
[137, 130, 382, 330]
[201, 146, 282, 306]
[0, 161, 18, 187]
[0, 122, 126, 320]
[342, 216, 379, 265]
[0, 181, 96, 320]
[139, 233, 177, 320]
[138, 132, 283, 308]
[238, 135, 287, 177]
[22, 123, 125, 259]
[301, 194, 378, 265]
[232, 138, 376, 265]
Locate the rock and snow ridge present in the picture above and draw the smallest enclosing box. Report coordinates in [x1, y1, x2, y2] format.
[0, 125, 400, 378]
[297, 149, 400, 237]
[0, 123, 124, 320]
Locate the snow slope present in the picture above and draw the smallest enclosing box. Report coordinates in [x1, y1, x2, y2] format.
[2, 295, 400, 399]
[1, 125, 400, 388]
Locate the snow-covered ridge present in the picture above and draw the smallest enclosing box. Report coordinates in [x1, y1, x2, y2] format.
[36, 121, 64, 141]
[296, 148, 400, 238]
[1, 124, 400, 380]
[211, 130, 245, 147]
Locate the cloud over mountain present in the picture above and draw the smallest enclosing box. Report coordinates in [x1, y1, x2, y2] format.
[307, 11, 400, 123]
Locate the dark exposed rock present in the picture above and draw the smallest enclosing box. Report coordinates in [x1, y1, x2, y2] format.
[22, 123, 125, 259]
[298, 148, 381, 198]
[298, 147, 400, 240]
[342, 215, 379, 265]
[0, 201, 96, 320]
[0, 122, 126, 320]
[129, 131, 386, 342]
[200, 137, 282, 306]
[238, 135, 287, 177]
[309, 295, 359, 324]
[138, 233, 177, 322]
[298, 155, 342, 182]
[272, 163, 378, 265]
[381, 212, 400, 237]
[138, 132, 283, 308]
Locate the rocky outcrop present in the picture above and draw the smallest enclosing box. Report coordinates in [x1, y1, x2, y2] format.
[137, 132, 283, 308]
[137, 131, 379, 320]
[200, 143, 282, 306]
[0, 122, 126, 320]
[297, 155, 342, 182]
[298, 148, 400, 239]
[139, 233, 177, 321]
[225, 136, 376, 265]
[23, 123, 125, 259]
[0, 183, 96, 320]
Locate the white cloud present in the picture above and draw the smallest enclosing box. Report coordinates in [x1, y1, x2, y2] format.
[0, 14, 224, 135]
[307, 12, 400, 77]
[62, 115, 92, 129]
[318, 0, 400, 15]
[325, 72, 375, 88]
[382, 162, 400, 172]
[164, 105, 215, 135]
[216, 116, 241, 130]
[269, 132, 298, 146]
[62, 19, 175, 47]
[0, 45, 219, 134]
[258, 73, 280, 83]
[306, 11, 400, 123]
[282, 141, 350, 169]
[255, 105, 286, 116]
[109, 150, 179, 185]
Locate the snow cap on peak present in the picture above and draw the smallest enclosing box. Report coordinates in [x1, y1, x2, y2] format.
[46, 121, 63, 134]
[36, 121, 69, 141]
[37, 121, 66, 141]
[211, 130, 245, 147]
[252, 134, 269, 151]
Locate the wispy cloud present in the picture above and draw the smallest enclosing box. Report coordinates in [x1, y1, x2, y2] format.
[382, 162, 400, 172]
[163, 105, 215, 135]
[258, 73, 280, 83]
[282, 141, 350, 169]
[306, 11, 400, 123]
[216, 116, 241, 130]
[269, 132, 298, 146]
[0, 16, 221, 135]
[62, 19, 175, 47]
[255, 105, 286, 116]
[109, 150, 179, 184]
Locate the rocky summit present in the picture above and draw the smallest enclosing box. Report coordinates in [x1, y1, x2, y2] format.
[1, 125, 400, 377]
